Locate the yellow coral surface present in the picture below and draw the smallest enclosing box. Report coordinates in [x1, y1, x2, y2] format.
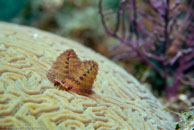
[0, 22, 174, 130]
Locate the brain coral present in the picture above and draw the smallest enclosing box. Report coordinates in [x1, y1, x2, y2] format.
[0, 22, 175, 130]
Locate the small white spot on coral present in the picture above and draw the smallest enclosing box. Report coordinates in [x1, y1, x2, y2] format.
[0, 44, 6, 51]
[32, 33, 39, 39]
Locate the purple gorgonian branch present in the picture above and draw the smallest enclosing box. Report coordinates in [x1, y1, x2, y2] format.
[99, 0, 194, 100]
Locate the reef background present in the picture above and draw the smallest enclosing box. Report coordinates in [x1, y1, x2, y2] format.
[0, 0, 193, 123]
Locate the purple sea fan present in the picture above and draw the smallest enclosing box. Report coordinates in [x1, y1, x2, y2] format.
[99, 0, 194, 100]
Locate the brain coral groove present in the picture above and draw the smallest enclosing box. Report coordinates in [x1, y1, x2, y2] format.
[0, 22, 175, 130]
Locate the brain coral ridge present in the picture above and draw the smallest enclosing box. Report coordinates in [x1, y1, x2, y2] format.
[0, 22, 175, 130]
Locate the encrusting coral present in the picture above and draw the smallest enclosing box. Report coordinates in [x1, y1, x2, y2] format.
[0, 22, 175, 130]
